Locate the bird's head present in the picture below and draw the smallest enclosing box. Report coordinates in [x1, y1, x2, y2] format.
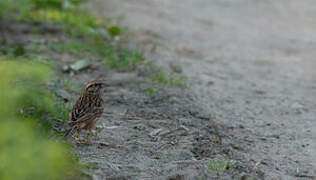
[84, 80, 108, 94]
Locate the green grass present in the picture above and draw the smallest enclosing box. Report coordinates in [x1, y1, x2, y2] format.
[57, 78, 82, 92]
[49, 38, 144, 69]
[143, 62, 187, 96]
[1, 0, 145, 70]
[133, 125, 146, 131]
[0, 44, 27, 57]
[153, 70, 187, 86]
[209, 158, 232, 171]
[147, 88, 156, 96]
[30, 0, 87, 10]
[93, 126, 102, 138]
[52, 100, 72, 122]
[84, 162, 99, 170]
[1, 0, 106, 36]
[104, 48, 144, 69]
[48, 40, 88, 56]
[25, 9, 108, 36]
[49, 78, 79, 129]
[144, 62, 187, 87]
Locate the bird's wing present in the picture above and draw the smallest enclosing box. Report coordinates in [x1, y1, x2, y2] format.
[69, 104, 103, 126]
[68, 112, 99, 126]
[69, 95, 91, 122]
[68, 93, 104, 126]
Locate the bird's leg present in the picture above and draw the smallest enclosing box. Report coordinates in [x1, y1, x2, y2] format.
[87, 128, 92, 145]
[77, 129, 83, 144]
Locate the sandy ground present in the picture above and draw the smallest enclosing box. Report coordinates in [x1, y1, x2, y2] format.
[82, 0, 316, 179]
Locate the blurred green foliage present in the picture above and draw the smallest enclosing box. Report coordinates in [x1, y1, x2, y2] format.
[0, 0, 143, 69]
[0, 59, 74, 179]
[26, 9, 107, 36]
[31, 0, 86, 10]
[0, 0, 107, 36]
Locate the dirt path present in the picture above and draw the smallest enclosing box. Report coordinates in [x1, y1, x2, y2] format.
[85, 0, 316, 179]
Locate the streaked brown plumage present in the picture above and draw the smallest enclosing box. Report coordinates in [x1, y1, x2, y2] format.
[64, 80, 106, 144]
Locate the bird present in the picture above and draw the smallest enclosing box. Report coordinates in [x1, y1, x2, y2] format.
[64, 80, 107, 145]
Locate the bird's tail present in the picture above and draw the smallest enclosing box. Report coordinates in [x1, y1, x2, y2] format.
[64, 125, 78, 137]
